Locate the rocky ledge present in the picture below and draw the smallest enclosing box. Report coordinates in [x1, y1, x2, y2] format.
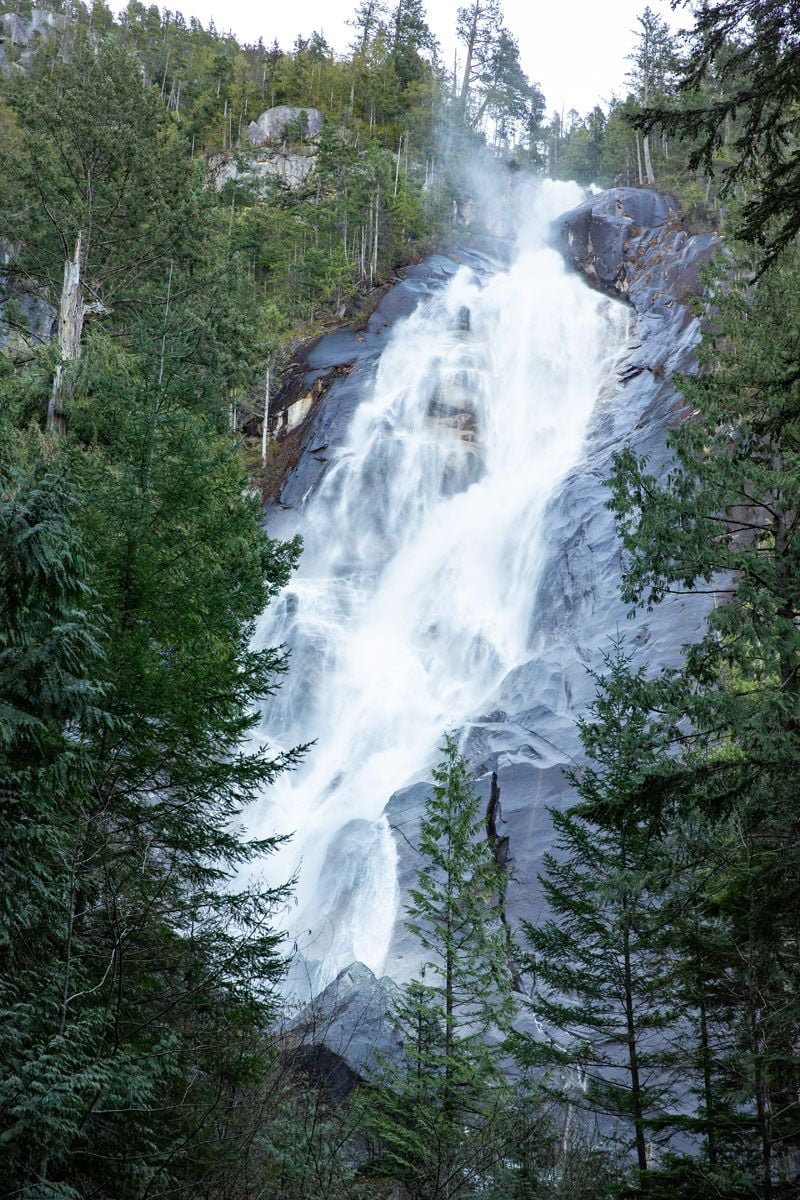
[553, 187, 718, 312]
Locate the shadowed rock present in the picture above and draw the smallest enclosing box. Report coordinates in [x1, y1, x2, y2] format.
[383, 191, 722, 983]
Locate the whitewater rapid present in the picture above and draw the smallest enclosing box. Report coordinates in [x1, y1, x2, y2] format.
[251, 180, 629, 997]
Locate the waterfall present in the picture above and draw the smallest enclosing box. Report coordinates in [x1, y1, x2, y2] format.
[251, 179, 630, 997]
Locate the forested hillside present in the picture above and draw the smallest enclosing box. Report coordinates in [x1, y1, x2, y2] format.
[1, 1, 799, 1198]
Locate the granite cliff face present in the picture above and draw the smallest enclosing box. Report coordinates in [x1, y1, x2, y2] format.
[388, 190, 719, 974]
[266, 188, 721, 1072]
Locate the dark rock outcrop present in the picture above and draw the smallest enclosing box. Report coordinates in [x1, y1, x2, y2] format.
[268, 248, 504, 530]
[552, 187, 718, 314]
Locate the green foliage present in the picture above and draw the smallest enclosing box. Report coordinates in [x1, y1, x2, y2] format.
[639, 0, 800, 267]
[543, 6, 729, 224]
[0, 13, 308, 1196]
[456, 1, 544, 144]
[0, 35, 195, 323]
[0, 350, 301, 1200]
[406, 735, 517, 1052]
[360, 735, 525, 1198]
[0, 451, 104, 956]
[603, 247, 800, 1195]
[515, 642, 678, 1180]
[9, 4, 800, 1198]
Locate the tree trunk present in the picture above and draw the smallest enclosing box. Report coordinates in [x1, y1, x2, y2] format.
[48, 233, 84, 436]
[261, 368, 270, 465]
[458, 8, 479, 118]
[47, 232, 109, 436]
[642, 132, 656, 187]
[622, 907, 649, 1173]
[698, 992, 718, 1165]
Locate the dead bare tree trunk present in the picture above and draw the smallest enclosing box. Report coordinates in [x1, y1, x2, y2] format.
[47, 232, 109, 436]
[371, 187, 380, 285]
[261, 366, 271, 465]
[48, 235, 83, 436]
[458, 5, 480, 119]
[642, 132, 656, 187]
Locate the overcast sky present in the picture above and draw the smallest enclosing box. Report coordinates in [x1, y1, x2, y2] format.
[112, 0, 687, 115]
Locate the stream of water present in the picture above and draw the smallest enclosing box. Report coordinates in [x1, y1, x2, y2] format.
[250, 179, 629, 997]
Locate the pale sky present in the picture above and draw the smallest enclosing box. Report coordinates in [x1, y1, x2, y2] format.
[111, 0, 687, 115]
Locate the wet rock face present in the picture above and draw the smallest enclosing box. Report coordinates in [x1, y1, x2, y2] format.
[288, 962, 401, 1082]
[553, 187, 719, 314]
[269, 246, 504, 526]
[284, 191, 723, 1065]
[385, 193, 722, 985]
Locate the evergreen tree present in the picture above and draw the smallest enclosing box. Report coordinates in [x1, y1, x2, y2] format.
[362, 734, 520, 1198]
[0, 427, 302, 1196]
[390, 0, 437, 91]
[473, 28, 539, 143]
[0, 455, 121, 1195]
[626, 6, 677, 186]
[0, 27, 307, 1190]
[608, 248, 800, 1196]
[456, 0, 501, 121]
[514, 643, 678, 1181]
[0, 36, 196, 429]
[350, 0, 387, 55]
[637, 0, 800, 266]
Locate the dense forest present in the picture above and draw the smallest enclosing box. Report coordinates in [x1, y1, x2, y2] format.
[1, 1, 799, 1198]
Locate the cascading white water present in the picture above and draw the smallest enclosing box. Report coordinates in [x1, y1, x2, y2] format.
[251, 179, 629, 997]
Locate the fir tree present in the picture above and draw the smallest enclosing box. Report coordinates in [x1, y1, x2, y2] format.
[514, 643, 678, 1180]
[362, 734, 520, 1198]
[608, 247, 800, 1196]
[637, 0, 800, 266]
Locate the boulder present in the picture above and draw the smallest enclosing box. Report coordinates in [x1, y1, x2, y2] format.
[552, 186, 719, 313]
[247, 105, 324, 147]
[288, 961, 401, 1079]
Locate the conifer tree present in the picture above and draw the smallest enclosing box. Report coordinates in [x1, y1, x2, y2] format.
[362, 734, 519, 1198]
[456, 0, 501, 120]
[626, 7, 676, 186]
[0, 46, 306, 1190]
[637, 0, 800, 266]
[390, 0, 437, 90]
[515, 643, 678, 1180]
[608, 248, 800, 1196]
